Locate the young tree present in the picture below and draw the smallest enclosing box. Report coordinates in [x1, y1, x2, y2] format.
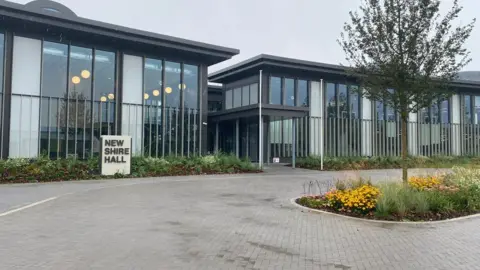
[339, 0, 475, 182]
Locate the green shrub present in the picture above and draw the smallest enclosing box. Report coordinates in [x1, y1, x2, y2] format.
[0, 154, 259, 184]
[296, 155, 480, 171]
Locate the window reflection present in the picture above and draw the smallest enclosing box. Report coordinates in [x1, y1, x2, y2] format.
[225, 90, 233, 110]
[165, 61, 181, 108]
[350, 85, 359, 119]
[285, 78, 295, 106]
[465, 95, 472, 123]
[94, 50, 115, 154]
[183, 64, 199, 156]
[144, 58, 162, 157]
[67, 46, 93, 158]
[242, 86, 249, 106]
[249, 83, 258, 104]
[376, 101, 384, 120]
[431, 102, 440, 124]
[269, 77, 282, 105]
[440, 99, 449, 123]
[475, 96, 480, 125]
[326, 83, 336, 118]
[297, 80, 308, 107]
[164, 61, 181, 155]
[183, 64, 198, 110]
[338, 84, 347, 118]
[40, 42, 68, 158]
[233, 88, 241, 108]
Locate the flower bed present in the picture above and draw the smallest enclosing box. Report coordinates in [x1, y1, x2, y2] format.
[0, 154, 261, 184]
[293, 156, 480, 171]
[296, 168, 480, 221]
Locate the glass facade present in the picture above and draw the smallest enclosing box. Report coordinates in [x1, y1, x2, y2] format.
[241, 86, 249, 106]
[224, 83, 259, 110]
[297, 80, 308, 107]
[326, 83, 336, 118]
[4, 34, 202, 159]
[464, 95, 472, 123]
[269, 77, 282, 105]
[285, 78, 295, 106]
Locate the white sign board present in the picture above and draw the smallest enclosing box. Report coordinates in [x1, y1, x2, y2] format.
[273, 157, 280, 163]
[100, 135, 132, 175]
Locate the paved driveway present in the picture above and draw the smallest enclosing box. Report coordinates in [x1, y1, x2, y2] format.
[0, 168, 478, 270]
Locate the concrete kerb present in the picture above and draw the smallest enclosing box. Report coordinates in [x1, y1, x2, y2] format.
[290, 197, 480, 228]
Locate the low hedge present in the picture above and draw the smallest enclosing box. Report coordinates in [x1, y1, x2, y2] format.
[0, 154, 260, 184]
[294, 156, 480, 171]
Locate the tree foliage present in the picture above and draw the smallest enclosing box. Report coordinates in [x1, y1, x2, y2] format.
[339, 0, 475, 120]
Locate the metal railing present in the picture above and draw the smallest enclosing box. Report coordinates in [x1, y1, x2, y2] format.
[4, 94, 201, 159]
[268, 116, 476, 159]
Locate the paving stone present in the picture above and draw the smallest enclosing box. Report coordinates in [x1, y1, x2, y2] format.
[0, 168, 477, 269]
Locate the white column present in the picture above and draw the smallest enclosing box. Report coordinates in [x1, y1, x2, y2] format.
[309, 81, 322, 156]
[121, 54, 143, 156]
[9, 36, 41, 158]
[451, 95, 461, 155]
[408, 105, 418, 156]
[361, 95, 373, 156]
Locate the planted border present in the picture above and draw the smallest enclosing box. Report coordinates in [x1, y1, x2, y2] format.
[0, 154, 261, 184]
[293, 156, 480, 171]
[296, 168, 480, 222]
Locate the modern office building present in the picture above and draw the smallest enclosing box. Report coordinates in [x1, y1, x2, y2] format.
[0, 0, 238, 159]
[208, 54, 480, 163]
[2, 0, 480, 162]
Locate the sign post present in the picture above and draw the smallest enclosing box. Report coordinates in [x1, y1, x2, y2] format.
[100, 135, 132, 175]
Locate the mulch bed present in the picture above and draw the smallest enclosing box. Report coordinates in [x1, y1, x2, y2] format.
[295, 198, 478, 222]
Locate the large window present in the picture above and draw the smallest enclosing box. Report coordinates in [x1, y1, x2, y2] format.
[475, 96, 480, 124]
[241, 86, 249, 106]
[94, 50, 116, 140]
[326, 83, 336, 118]
[440, 99, 449, 124]
[233, 88, 241, 108]
[349, 86, 360, 119]
[285, 78, 295, 106]
[164, 61, 181, 155]
[338, 84, 348, 118]
[465, 95, 472, 124]
[225, 83, 259, 109]
[225, 90, 232, 109]
[143, 58, 163, 157]
[40, 42, 69, 158]
[183, 64, 199, 156]
[297, 80, 308, 107]
[67, 46, 93, 158]
[269, 77, 282, 105]
[249, 83, 258, 104]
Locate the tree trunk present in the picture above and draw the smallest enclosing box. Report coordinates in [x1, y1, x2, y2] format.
[401, 115, 408, 183]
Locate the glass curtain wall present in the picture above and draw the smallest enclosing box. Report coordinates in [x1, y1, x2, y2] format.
[143, 58, 163, 157]
[183, 64, 199, 156]
[373, 91, 400, 157]
[40, 42, 116, 159]
[324, 82, 362, 157]
[141, 60, 200, 157]
[418, 99, 450, 156]
[224, 83, 258, 110]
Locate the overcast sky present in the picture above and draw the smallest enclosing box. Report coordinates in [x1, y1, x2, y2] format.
[11, 0, 480, 73]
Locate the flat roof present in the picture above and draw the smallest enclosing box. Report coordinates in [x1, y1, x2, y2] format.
[209, 54, 480, 89]
[0, 0, 239, 65]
